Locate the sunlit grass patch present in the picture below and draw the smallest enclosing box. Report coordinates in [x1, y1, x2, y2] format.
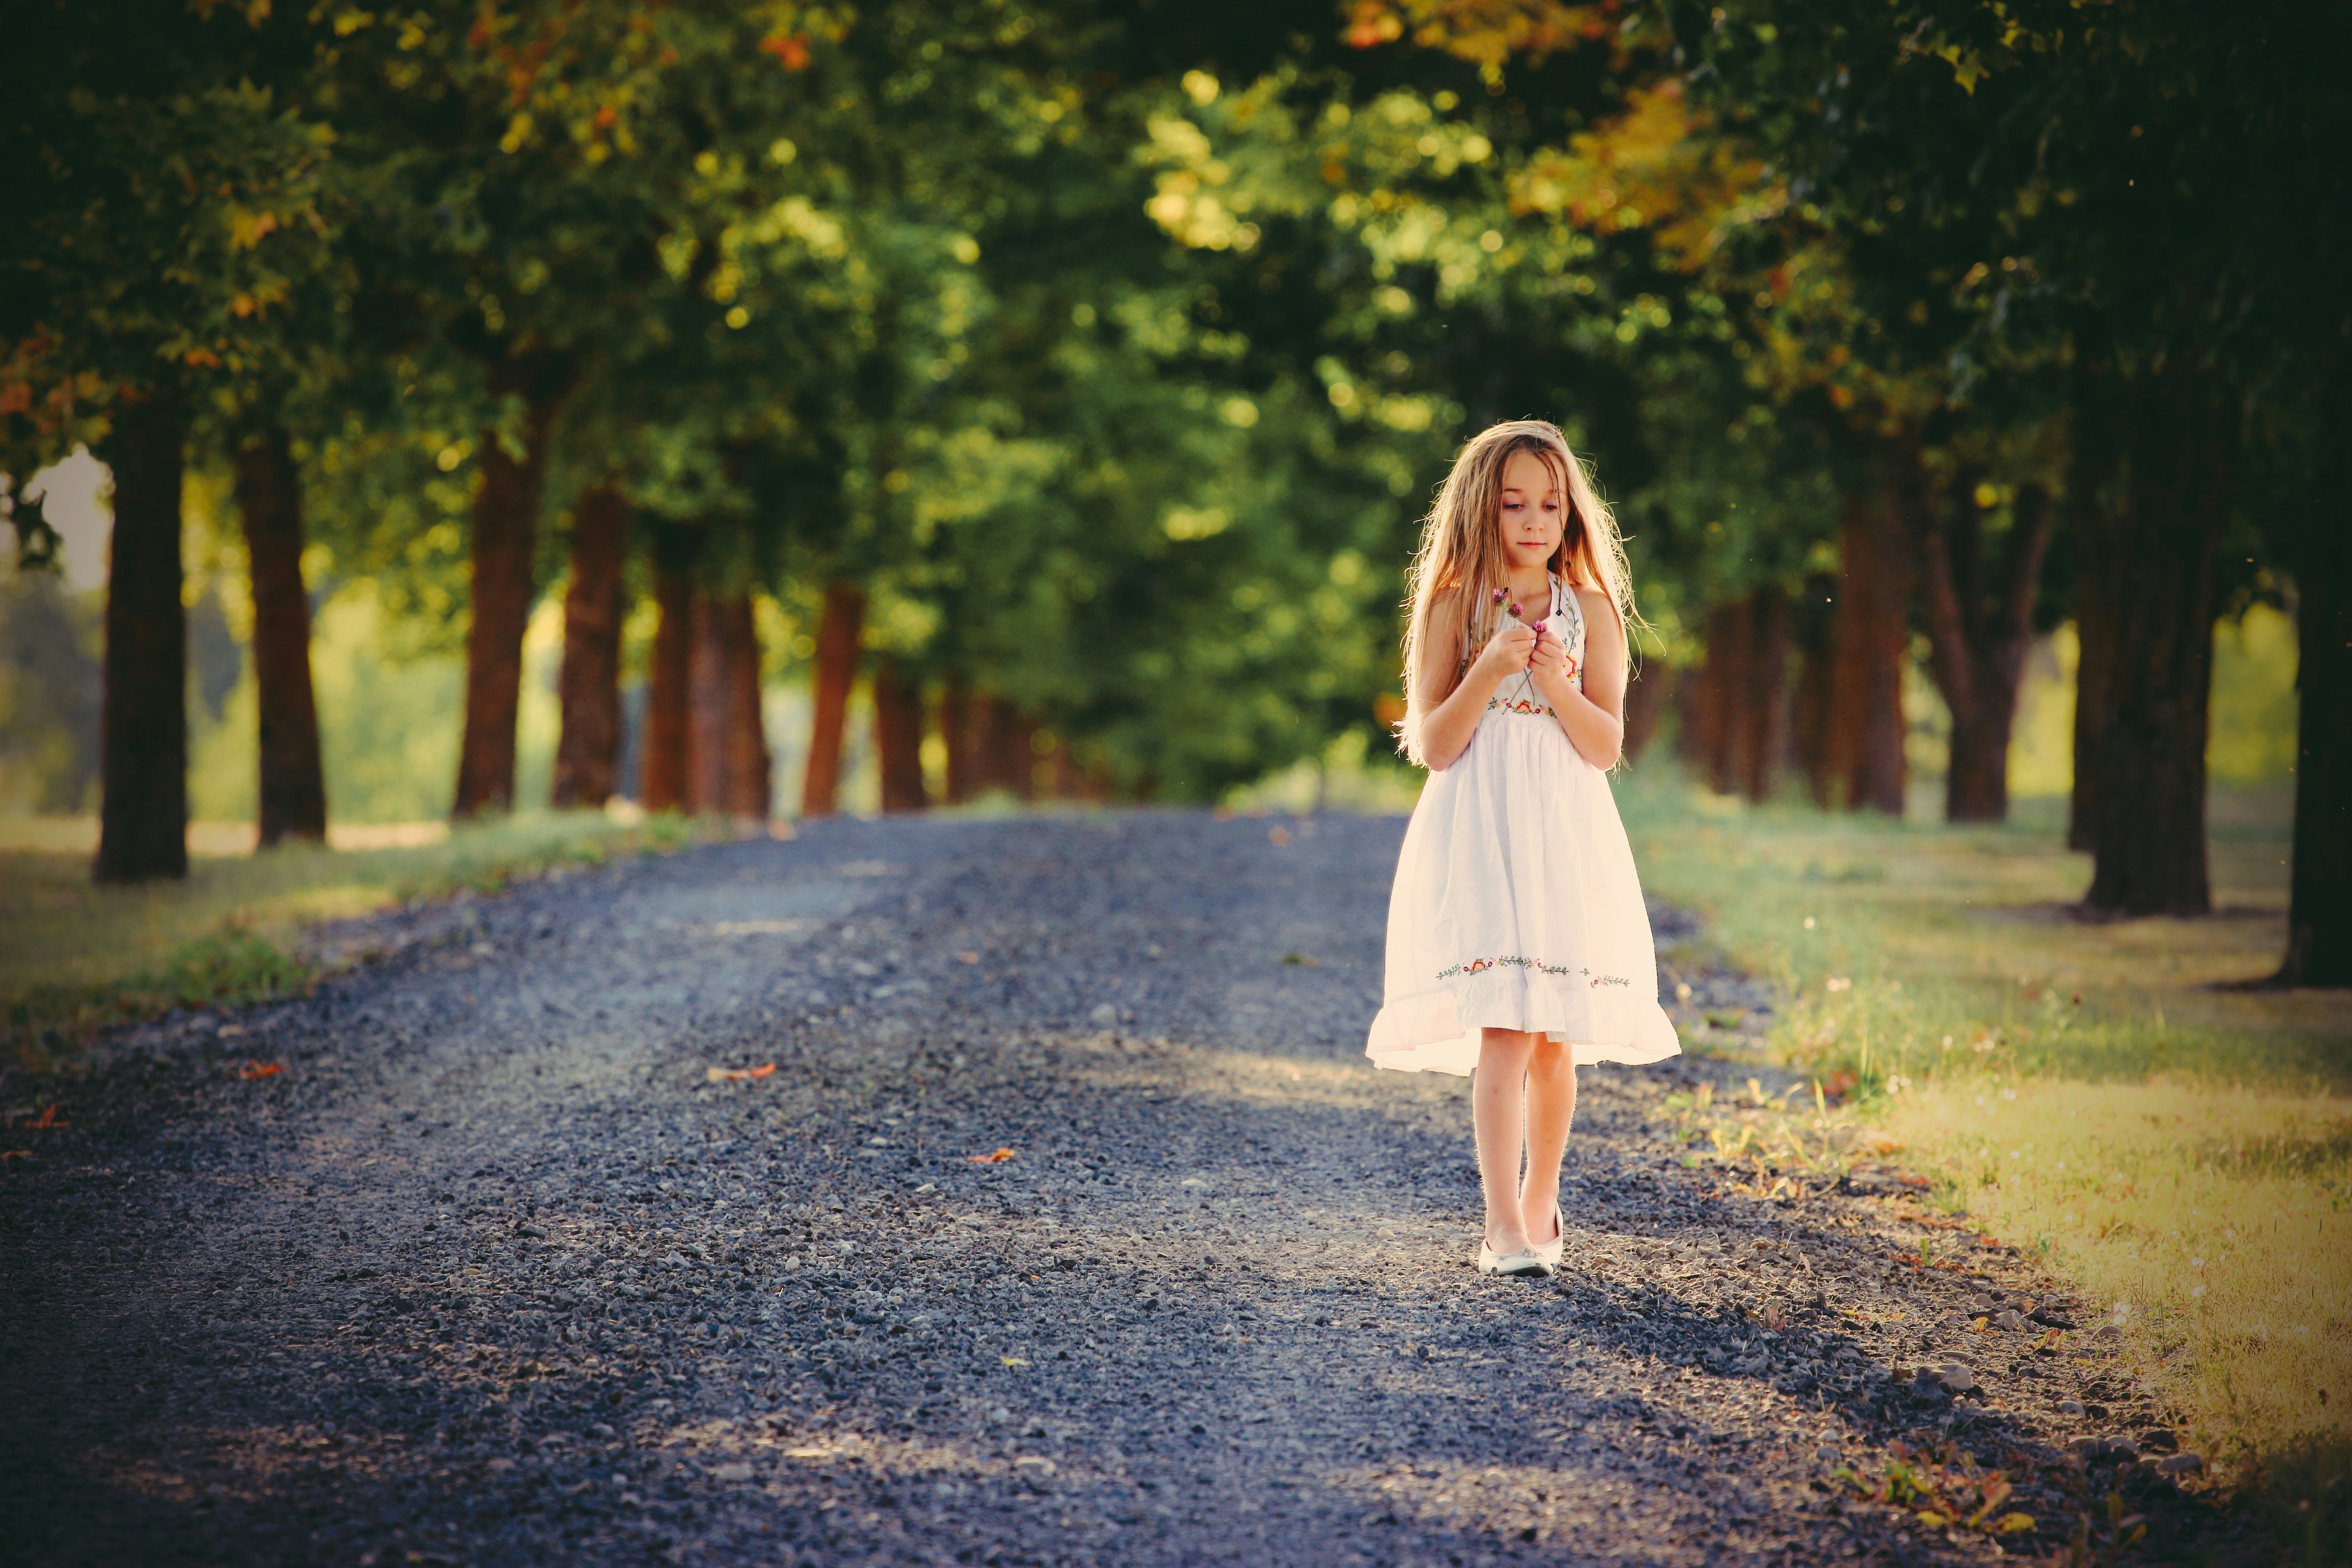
[1616, 769, 2348, 1490]
[1881, 1079, 2352, 1469]
[1620, 776, 2340, 1089]
[1, 808, 704, 1064]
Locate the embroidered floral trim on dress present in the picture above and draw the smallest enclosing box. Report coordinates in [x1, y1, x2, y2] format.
[1436, 954, 1635, 989]
[1486, 694, 1555, 716]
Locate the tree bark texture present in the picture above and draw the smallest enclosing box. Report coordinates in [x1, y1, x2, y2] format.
[550, 483, 630, 810]
[452, 373, 566, 818]
[2276, 509, 2350, 984]
[686, 593, 731, 814]
[800, 582, 866, 818]
[640, 547, 694, 813]
[1823, 485, 1911, 815]
[941, 675, 976, 803]
[2069, 404, 2126, 846]
[720, 597, 769, 819]
[94, 392, 190, 884]
[873, 658, 929, 813]
[2275, 384, 2348, 984]
[2082, 372, 2230, 916]
[233, 425, 327, 846]
[1900, 451, 2056, 824]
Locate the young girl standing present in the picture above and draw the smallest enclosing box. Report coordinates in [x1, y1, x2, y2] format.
[1366, 420, 1681, 1279]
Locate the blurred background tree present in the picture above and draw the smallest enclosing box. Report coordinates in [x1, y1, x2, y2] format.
[0, 0, 2332, 984]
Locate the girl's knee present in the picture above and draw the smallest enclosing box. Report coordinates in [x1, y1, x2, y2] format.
[1478, 1028, 1535, 1068]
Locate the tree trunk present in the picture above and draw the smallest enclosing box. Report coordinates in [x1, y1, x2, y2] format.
[1824, 484, 1911, 815]
[1734, 586, 1790, 801]
[2067, 438, 2121, 852]
[974, 693, 1020, 795]
[1009, 713, 1039, 800]
[2275, 441, 2350, 983]
[2082, 371, 2230, 916]
[550, 482, 629, 810]
[941, 674, 976, 803]
[686, 592, 730, 814]
[873, 658, 928, 813]
[721, 597, 769, 819]
[233, 425, 327, 846]
[640, 536, 695, 813]
[1791, 573, 1839, 804]
[1621, 658, 1675, 762]
[1902, 449, 2057, 825]
[94, 392, 189, 884]
[1680, 599, 1744, 793]
[452, 373, 566, 818]
[800, 582, 866, 818]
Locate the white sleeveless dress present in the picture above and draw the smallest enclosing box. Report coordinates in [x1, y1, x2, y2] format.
[1366, 576, 1682, 1074]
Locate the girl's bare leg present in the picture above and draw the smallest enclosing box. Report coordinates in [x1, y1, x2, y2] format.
[1473, 1027, 1537, 1251]
[1520, 1037, 1577, 1243]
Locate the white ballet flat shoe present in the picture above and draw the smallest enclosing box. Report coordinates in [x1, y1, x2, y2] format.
[1476, 1240, 1554, 1278]
[1531, 1205, 1566, 1272]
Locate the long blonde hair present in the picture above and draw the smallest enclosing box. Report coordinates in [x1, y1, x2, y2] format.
[1396, 420, 1637, 763]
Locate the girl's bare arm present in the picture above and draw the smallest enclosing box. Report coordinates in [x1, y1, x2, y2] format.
[1415, 594, 1537, 772]
[1528, 587, 1627, 769]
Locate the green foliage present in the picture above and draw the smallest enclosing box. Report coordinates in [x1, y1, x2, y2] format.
[1, 0, 2318, 814]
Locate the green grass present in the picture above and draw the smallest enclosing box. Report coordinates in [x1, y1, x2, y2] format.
[0, 809, 703, 1065]
[1618, 770, 2349, 1508]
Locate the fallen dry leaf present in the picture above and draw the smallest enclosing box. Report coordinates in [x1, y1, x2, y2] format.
[1267, 825, 1290, 846]
[28, 1104, 68, 1129]
[969, 1147, 1017, 1164]
[238, 1061, 285, 1080]
[956, 951, 980, 965]
[2, 1149, 33, 1161]
[706, 1063, 778, 1083]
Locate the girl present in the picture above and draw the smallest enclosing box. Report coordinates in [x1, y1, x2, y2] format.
[1366, 420, 1681, 1279]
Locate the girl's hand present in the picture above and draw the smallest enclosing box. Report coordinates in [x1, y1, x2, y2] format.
[1527, 627, 1573, 699]
[1472, 621, 1538, 682]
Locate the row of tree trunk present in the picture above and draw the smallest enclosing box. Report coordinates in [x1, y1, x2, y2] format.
[84, 376, 2344, 986]
[1677, 485, 1912, 816]
[1670, 390, 2343, 978]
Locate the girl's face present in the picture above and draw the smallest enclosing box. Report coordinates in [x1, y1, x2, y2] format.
[1497, 447, 1568, 571]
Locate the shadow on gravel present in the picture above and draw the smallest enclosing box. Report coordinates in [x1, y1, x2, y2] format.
[3, 811, 2223, 1567]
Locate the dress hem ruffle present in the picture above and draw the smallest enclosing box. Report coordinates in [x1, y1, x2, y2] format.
[1365, 970, 1681, 1077]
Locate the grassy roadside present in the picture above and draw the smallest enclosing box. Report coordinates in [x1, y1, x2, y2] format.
[1619, 772, 2350, 1514]
[1, 808, 711, 1068]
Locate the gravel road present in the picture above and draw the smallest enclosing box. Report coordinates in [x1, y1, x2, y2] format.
[3, 811, 2239, 1565]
